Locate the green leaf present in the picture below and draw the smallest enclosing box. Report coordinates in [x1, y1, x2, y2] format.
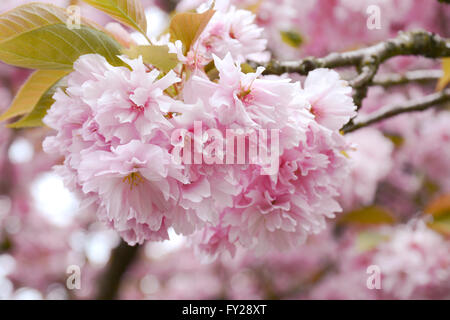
[8, 78, 67, 128]
[425, 194, 450, 236]
[280, 30, 304, 48]
[383, 133, 405, 148]
[82, 0, 147, 36]
[0, 3, 123, 69]
[169, 9, 215, 55]
[428, 214, 450, 237]
[206, 67, 219, 81]
[338, 206, 396, 226]
[0, 70, 69, 122]
[205, 61, 218, 81]
[355, 231, 389, 252]
[425, 194, 450, 217]
[241, 63, 256, 74]
[437, 58, 450, 91]
[123, 45, 178, 72]
[0, 236, 13, 253]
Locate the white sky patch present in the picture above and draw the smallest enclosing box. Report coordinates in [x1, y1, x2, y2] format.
[31, 172, 79, 227]
[131, 7, 169, 44]
[145, 228, 186, 260]
[13, 288, 43, 300]
[8, 137, 34, 164]
[0, 278, 13, 300]
[85, 229, 120, 267]
[146, 7, 169, 38]
[0, 254, 16, 278]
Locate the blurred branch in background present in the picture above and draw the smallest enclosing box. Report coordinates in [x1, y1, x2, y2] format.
[159, 0, 179, 13]
[96, 241, 140, 300]
[372, 69, 444, 87]
[0, 130, 18, 195]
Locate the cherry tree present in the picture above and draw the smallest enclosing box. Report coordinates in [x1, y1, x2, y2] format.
[0, 0, 449, 300]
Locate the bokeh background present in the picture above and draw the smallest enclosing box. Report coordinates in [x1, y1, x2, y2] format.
[0, 0, 449, 300]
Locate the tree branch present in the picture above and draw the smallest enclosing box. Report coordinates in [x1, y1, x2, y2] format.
[256, 30, 450, 75]
[96, 241, 140, 300]
[350, 63, 379, 108]
[372, 70, 443, 87]
[342, 89, 450, 133]
[253, 30, 450, 108]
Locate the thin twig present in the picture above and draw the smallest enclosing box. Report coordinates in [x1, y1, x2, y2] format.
[342, 89, 450, 133]
[351, 63, 379, 108]
[372, 70, 443, 87]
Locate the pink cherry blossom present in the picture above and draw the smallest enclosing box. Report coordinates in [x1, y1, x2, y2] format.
[340, 128, 394, 211]
[78, 140, 186, 245]
[198, 3, 268, 63]
[302, 68, 357, 131]
[171, 0, 267, 69]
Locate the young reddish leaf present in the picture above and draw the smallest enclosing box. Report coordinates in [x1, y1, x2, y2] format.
[425, 194, 450, 217]
[0, 70, 70, 122]
[169, 9, 215, 55]
[425, 194, 450, 237]
[428, 217, 450, 237]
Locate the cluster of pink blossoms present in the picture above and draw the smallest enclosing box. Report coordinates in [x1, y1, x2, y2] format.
[308, 221, 450, 300]
[362, 83, 450, 198]
[167, 1, 268, 70]
[372, 221, 450, 299]
[42, 3, 357, 256]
